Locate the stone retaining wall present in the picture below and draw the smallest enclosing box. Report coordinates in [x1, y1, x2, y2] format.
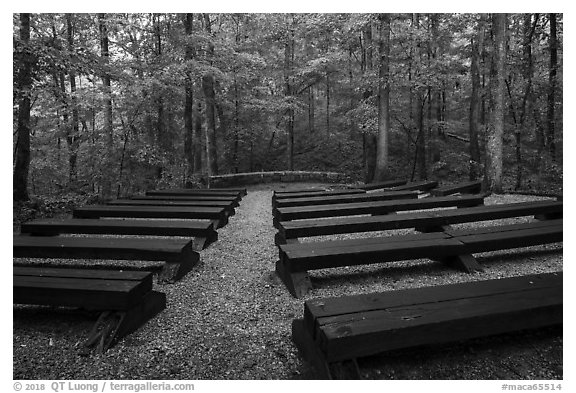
[209, 171, 349, 187]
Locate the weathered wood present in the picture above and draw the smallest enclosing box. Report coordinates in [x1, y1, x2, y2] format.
[73, 205, 229, 228]
[108, 199, 235, 216]
[131, 194, 240, 207]
[274, 190, 418, 209]
[147, 189, 242, 199]
[20, 219, 218, 250]
[13, 236, 199, 283]
[387, 180, 438, 192]
[293, 273, 562, 377]
[273, 189, 365, 203]
[13, 266, 166, 354]
[207, 187, 247, 196]
[431, 180, 483, 196]
[276, 200, 562, 244]
[275, 194, 484, 224]
[350, 179, 407, 190]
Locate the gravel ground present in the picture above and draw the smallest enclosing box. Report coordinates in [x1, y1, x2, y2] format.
[13, 182, 563, 380]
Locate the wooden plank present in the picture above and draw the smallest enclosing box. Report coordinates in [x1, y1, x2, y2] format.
[304, 272, 562, 323]
[350, 179, 407, 190]
[208, 187, 247, 196]
[444, 219, 562, 237]
[274, 191, 418, 209]
[13, 266, 152, 282]
[431, 180, 483, 196]
[146, 189, 242, 198]
[13, 235, 198, 264]
[21, 218, 216, 238]
[281, 237, 464, 272]
[278, 200, 562, 242]
[13, 275, 151, 310]
[388, 180, 438, 192]
[274, 187, 327, 195]
[455, 224, 563, 254]
[276, 194, 485, 222]
[72, 205, 229, 228]
[109, 199, 235, 208]
[274, 189, 366, 201]
[319, 286, 562, 362]
[132, 195, 240, 207]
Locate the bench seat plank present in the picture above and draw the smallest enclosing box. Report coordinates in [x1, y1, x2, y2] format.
[431, 180, 482, 196]
[109, 198, 235, 211]
[293, 272, 562, 377]
[13, 266, 152, 281]
[277, 200, 562, 243]
[14, 276, 151, 310]
[147, 189, 242, 198]
[274, 191, 418, 209]
[386, 180, 438, 192]
[351, 180, 407, 190]
[131, 195, 240, 207]
[276, 194, 485, 223]
[73, 205, 229, 228]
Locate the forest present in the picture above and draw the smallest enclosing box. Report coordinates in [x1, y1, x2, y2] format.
[13, 13, 563, 205]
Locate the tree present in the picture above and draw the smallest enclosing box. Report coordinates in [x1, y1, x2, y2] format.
[374, 13, 391, 181]
[98, 13, 113, 198]
[468, 14, 484, 180]
[547, 13, 557, 160]
[14, 13, 32, 202]
[202, 13, 219, 176]
[485, 13, 506, 193]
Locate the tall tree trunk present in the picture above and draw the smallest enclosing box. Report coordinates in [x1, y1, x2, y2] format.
[362, 22, 377, 183]
[14, 13, 32, 202]
[154, 14, 164, 180]
[468, 18, 483, 181]
[308, 86, 315, 134]
[374, 13, 391, 181]
[202, 13, 218, 176]
[485, 13, 506, 193]
[66, 13, 79, 188]
[547, 13, 557, 160]
[183, 13, 195, 178]
[194, 102, 203, 173]
[284, 15, 295, 171]
[99, 13, 113, 198]
[325, 71, 330, 135]
[429, 14, 441, 163]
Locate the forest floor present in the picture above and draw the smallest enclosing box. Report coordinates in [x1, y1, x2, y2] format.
[13, 182, 563, 380]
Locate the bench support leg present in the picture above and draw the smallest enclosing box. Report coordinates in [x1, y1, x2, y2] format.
[158, 249, 199, 284]
[441, 254, 484, 273]
[415, 224, 451, 233]
[81, 291, 166, 354]
[535, 212, 562, 220]
[276, 260, 312, 298]
[192, 231, 218, 251]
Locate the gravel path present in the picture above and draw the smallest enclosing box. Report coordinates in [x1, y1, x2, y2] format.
[13, 183, 562, 379]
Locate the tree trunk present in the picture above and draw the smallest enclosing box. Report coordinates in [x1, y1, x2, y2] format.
[13, 13, 32, 202]
[202, 13, 218, 176]
[326, 71, 330, 135]
[374, 13, 391, 181]
[66, 13, 79, 188]
[183, 13, 195, 177]
[99, 13, 113, 199]
[469, 32, 482, 180]
[284, 15, 295, 171]
[485, 13, 506, 193]
[194, 102, 203, 173]
[308, 86, 314, 134]
[547, 13, 557, 160]
[362, 21, 376, 183]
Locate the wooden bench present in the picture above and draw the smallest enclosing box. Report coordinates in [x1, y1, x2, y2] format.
[351, 179, 407, 190]
[207, 187, 247, 196]
[13, 235, 199, 283]
[73, 205, 230, 228]
[273, 194, 485, 227]
[131, 194, 240, 207]
[276, 219, 562, 297]
[431, 180, 483, 196]
[273, 189, 366, 206]
[108, 199, 236, 216]
[275, 200, 563, 245]
[292, 272, 563, 379]
[14, 266, 166, 354]
[147, 189, 244, 199]
[386, 180, 438, 192]
[20, 218, 218, 250]
[273, 190, 419, 210]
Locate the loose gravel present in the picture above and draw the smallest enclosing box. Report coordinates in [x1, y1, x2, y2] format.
[13, 183, 562, 379]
